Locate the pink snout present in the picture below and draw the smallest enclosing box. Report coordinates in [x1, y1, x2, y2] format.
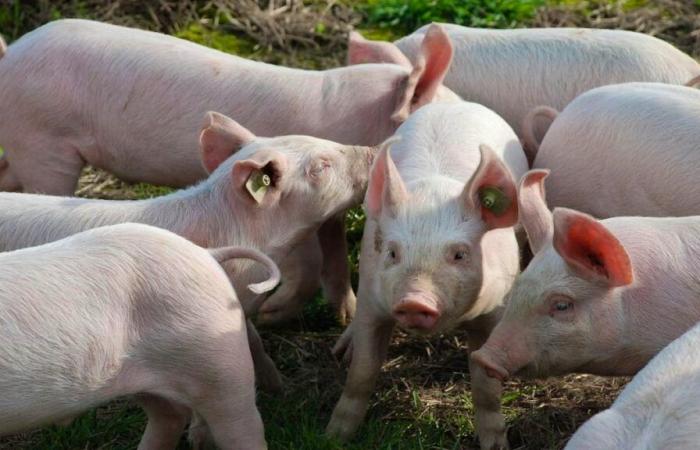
[470, 348, 510, 382]
[392, 297, 441, 331]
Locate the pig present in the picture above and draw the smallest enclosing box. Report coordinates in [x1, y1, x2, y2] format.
[523, 82, 700, 217]
[349, 24, 700, 150]
[565, 322, 700, 450]
[0, 222, 281, 450]
[0, 111, 376, 387]
[326, 101, 528, 450]
[471, 170, 700, 386]
[0, 19, 458, 327]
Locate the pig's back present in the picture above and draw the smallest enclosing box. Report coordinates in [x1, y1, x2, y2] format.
[0, 192, 139, 251]
[535, 83, 700, 218]
[0, 19, 317, 186]
[0, 224, 234, 432]
[396, 26, 699, 134]
[390, 102, 527, 188]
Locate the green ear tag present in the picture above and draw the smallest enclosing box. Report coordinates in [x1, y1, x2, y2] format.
[479, 186, 510, 215]
[245, 171, 271, 203]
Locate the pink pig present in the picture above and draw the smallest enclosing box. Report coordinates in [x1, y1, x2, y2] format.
[472, 170, 700, 384]
[0, 111, 377, 390]
[351, 24, 700, 150]
[0, 223, 280, 450]
[326, 101, 528, 450]
[524, 82, 700, 217]
[0, 18, 457, 326]
[565, 322, 700, 450]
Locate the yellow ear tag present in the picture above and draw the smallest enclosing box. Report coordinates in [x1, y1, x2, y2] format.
[245, 171, 271, 204]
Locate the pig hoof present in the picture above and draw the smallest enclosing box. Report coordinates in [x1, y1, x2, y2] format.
[257, 305, 302, 325]
[325, 418, 356, 442]
[331, 330, 353, 363]
[257, 368, 284, 393]
[479, 431, 509, 450]
[334, 295, 357, 326]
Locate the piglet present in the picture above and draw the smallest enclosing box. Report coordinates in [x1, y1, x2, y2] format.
[326, 102, 528, 450]
[0, 111, 376, 387]
[472, 170, 700, 384]
[0, 19, 457, 194]
[565, 322, 700, 450]
[524, 82, 700, 217]
[351, 24, 700, 149]
[0, 223, 280, 450]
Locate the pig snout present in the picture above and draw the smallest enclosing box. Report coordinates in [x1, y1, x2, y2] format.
[392, 293, 441, 331]
[471, 347, 510, 382]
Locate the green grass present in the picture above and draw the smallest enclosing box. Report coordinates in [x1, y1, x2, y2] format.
[0, 0, 651, 448]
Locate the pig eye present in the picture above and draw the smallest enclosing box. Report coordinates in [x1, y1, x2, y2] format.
[548, 295, 575, 321]
[308, 159, 331, 179]
[554, 302, 571, 312]
[448, 244, 470, 265]
[386, 242, 400, 265]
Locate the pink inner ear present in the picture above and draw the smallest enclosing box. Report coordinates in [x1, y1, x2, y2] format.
[199, 112, 256, 173]
[347, 32, 412, 68]
[467, 146, 518, 229]
[554, 210, 633, 287]
[412, 24, 453, 108]
[518, 170, 553, 254]
[200, 128, 236, 173]
[365, 147, 389, 217]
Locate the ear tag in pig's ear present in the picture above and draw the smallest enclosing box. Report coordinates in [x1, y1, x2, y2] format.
[479, 186, 510, 216]
[245, 170, 271, 204]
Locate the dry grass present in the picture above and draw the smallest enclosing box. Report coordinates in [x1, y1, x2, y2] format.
[3, 0, 696, 448]
[533, 0, 700, 57]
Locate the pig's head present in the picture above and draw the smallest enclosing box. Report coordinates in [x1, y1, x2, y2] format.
[471, 170, 635, 381]
[364, 143, 518, 334]
[346, 23, 461, 124]
[199, 111, 376, 249]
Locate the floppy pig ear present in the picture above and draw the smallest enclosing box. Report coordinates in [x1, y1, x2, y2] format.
[231, 152, 287, 208]
[347, 31, 412, 68]
[365, 138, 407, 218]
[200, 111, 256, 173]
[519, 170, 553, 254]
[463, 145, 518, 229]
[392, 24, 453, 122]
[553, 208, 633, 287]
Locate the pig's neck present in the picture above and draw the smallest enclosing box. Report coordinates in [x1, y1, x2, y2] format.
[134, 183, 312, 262]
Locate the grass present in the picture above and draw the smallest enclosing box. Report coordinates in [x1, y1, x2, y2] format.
[5, 0, 692, 448]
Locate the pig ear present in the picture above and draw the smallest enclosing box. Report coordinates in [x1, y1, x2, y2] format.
[519, 170, 553, 254]
[553, 208, 633, 287]
[200, 111, 256, 173]
[365, 138, 407, 218]
[231, 151, 287, 208]
[347, 31, 412, 68]
[392, 24, 453, 122]
[463, 145, 518, 230]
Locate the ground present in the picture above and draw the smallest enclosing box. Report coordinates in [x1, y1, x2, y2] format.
[0, 1, 697, 449]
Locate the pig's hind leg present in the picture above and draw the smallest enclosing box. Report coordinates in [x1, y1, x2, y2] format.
[257, 238, 322, 324]
[318, 214, 357, 325]
[135, 394, 190, 450]
[7, 136, 85, 196]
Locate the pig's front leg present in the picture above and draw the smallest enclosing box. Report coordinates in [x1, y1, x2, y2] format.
[318, 213, 356, 325]
[246, 320, 283, 393]
[467, 314, 509, 450]
[326, 304, 393, 440]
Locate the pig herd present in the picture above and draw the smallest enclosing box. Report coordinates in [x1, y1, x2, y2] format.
[0, 17, 699, 450]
